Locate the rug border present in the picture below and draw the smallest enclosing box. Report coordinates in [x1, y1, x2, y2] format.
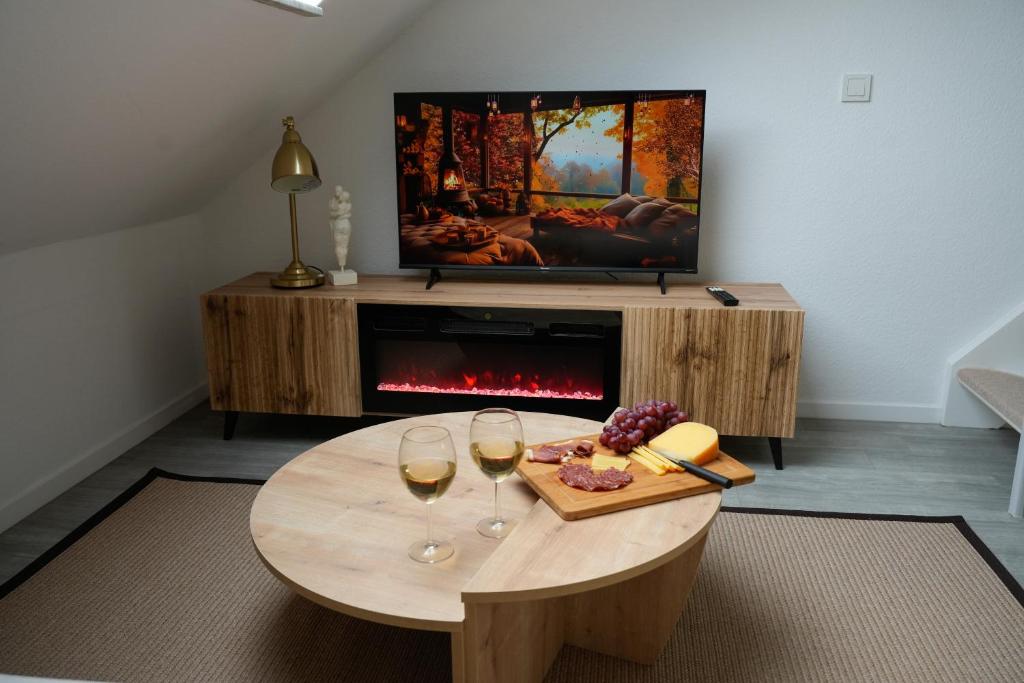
[721, 505, 1024, 607]
[1, 469, 1020, 609]
[0, 468, 265, 600]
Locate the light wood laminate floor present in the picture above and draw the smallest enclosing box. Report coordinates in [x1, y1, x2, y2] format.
[1, 403, 1021, 584]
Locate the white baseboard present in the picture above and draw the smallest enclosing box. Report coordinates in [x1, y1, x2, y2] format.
[796, 399, 941, 424]
[0, 383, 209, 534]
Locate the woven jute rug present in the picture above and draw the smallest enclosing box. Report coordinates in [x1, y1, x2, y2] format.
[1, 470, 1022, 682]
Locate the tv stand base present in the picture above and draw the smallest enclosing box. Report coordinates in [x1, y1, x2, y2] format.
[425, 268, 442, 290]
[657, 272, 667, 295]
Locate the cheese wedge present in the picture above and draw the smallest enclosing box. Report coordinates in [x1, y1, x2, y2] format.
[592, 454, 630, 471]
[648, 422, 719, 466]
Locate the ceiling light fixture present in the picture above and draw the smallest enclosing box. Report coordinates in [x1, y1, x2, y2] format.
[254, 0, 324, 17]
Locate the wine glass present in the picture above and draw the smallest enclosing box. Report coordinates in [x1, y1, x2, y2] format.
[470, 408, 525, 538]
[399, 425, 457, 563]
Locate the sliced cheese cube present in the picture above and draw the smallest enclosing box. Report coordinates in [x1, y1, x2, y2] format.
[592, 454, 630, 471]
[648, 422, 719, 466]
[639, 446, 683, 472]
[629, 452, 667, 475]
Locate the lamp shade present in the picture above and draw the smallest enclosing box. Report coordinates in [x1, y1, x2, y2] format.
[271, 116, 321, 193]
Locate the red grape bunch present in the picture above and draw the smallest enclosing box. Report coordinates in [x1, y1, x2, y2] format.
[599, 400, 689, 455]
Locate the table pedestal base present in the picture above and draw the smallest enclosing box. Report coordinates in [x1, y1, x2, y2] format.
[454, 531, 708, 682]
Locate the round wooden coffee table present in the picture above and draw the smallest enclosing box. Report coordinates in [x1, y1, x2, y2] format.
[250, 412, 719, 682]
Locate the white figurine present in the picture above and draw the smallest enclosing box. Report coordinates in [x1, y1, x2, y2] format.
[327, 185, 358, 286]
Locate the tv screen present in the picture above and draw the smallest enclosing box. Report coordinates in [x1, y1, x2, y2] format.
[393, 90, 705, 273]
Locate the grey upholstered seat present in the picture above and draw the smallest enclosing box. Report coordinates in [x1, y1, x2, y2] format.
[957, 368, 1024, 433]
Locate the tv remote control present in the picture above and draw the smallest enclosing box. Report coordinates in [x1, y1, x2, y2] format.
[706, 286, 739, 306]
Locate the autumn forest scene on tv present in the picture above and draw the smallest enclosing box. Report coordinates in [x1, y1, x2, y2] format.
[394, 90, 705, 271]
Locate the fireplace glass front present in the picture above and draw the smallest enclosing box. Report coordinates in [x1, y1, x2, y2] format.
[358, 304, 621, 419]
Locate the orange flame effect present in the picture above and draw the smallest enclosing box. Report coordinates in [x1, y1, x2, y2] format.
[443, 168, 463, 191]
[377, 363, 603, 401]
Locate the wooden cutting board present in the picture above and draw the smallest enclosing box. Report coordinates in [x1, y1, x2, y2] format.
[516, 433, 755, 520]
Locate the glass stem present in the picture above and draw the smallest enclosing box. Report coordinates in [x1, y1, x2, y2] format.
[494, 482, 502, 523]
[426, 502, 434, 546]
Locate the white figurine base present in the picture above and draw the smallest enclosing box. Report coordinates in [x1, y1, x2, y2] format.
[328, 269, 358, 286]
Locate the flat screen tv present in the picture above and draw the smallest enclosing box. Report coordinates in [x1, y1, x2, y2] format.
[393, 90, 706, 274]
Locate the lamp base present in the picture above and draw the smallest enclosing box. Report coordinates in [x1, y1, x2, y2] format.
[270, 261, 325, 288]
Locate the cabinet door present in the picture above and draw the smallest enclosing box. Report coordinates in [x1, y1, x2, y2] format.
[620, 306, 803, 437]
[202, 294, 361, 417]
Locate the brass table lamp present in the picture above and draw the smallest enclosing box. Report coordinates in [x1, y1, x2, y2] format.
[270, 116, 325, 288]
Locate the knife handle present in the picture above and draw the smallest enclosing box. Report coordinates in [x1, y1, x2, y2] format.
[677, 459, 734, 489]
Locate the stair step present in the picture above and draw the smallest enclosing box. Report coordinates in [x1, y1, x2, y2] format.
[957, 368, 1024, 433]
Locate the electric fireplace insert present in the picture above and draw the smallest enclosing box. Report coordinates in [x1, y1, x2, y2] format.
[358, 304, 621, 419]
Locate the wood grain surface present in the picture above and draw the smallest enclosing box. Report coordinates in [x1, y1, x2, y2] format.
[455, 534, 710, 682]
[459, 596, 566, 683]
[201, 274, 805, 437]
[620, 306, 805, 437]
[515, 434, 753, 520]
[249, 412, 720, 633]
[208, 272, 803, 311]
[562, 532, 708, 664]
[201, 293, 362, 417]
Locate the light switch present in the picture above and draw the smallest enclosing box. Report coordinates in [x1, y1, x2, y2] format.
[842, 74, 872, 102]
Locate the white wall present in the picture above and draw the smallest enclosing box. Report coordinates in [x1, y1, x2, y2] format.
[0, 215, 212, 532]
[203, 0, 1024, 422]
[0, 0, 436, 255]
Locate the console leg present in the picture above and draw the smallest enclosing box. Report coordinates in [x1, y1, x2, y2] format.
[768, 437, 783, 470]
[425, 267, 442, 290]
[657, 271, 667, 295]
[223, 411, 239, 441]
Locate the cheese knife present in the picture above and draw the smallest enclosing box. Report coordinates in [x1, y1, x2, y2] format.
[649, 448, 734, 488]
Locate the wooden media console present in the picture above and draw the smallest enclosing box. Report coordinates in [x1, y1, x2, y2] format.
[201, 274, 804, 468]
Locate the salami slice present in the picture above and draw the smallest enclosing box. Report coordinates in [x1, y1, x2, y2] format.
[557, 463, 633, 492]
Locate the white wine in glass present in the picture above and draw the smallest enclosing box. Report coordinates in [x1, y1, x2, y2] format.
[470, 408, 525, 538]
[399, 425, 457, 563]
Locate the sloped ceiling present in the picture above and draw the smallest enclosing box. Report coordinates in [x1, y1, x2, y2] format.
[0, 0, 437, 255]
